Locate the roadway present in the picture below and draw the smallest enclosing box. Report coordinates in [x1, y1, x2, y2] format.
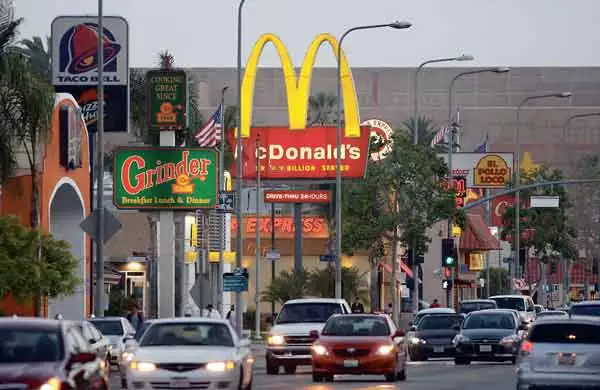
[109, 358, 517, 389]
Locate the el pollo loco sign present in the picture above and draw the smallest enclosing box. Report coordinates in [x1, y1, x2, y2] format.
[229, 33, 370, 180]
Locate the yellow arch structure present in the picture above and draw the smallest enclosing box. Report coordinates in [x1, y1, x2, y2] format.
[240, 33, 361, 138]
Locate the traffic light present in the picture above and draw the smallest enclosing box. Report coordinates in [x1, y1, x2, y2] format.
[441, 238, 456, 268]
[406, 278, 415, 290]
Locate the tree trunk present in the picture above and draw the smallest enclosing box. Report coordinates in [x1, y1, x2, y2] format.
[30, 167, 43, 317]
[369, 258, 380, 312]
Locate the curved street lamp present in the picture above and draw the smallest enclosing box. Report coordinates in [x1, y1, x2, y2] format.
[513, 92, 573, 293]
[335, 21, 412, 325]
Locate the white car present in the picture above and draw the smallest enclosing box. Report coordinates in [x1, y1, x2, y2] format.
[126, 318, 253, 390]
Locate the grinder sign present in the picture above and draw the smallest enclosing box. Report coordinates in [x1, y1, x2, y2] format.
[474, 154, 511, 188]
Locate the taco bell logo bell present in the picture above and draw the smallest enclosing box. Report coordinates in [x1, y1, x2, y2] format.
[52, 16, 129, 86]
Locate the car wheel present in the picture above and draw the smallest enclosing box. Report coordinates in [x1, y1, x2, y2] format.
[266, 359, 279, 375]
[312, 374, 323, 382]
[454, 357, 470, 365]
[284, 365, 297, 375]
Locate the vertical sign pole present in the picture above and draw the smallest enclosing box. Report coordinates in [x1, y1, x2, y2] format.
[254, 137, 261, 339]
[270, 203, 276, 320]
[217, 87, 227, 315]
[94, 0, 105, 317]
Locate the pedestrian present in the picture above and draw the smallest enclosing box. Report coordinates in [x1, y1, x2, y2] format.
[126, 304, 144, 332]
[202, 304, 221, 319]
[351, 297, 365, 314]
[430, 299, 441, 308]
[226, 305, 236, 328]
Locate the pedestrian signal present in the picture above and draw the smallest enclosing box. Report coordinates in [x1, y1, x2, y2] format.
[442, 279, 453, 289]
[441, 238, 456, 268]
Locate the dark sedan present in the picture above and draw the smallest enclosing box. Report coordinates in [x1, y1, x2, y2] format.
[0, 318, 108, 389]
[405, 314, 463, 361]
[453, 309, 527, 365]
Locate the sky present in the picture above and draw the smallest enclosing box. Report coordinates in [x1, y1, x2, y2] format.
[14, 0, 600, 68]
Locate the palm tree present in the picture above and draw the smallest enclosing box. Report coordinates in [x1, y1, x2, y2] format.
[0, 4, 21, 56]
[307, 92, 337, 126]
[14, 36, 51, 81]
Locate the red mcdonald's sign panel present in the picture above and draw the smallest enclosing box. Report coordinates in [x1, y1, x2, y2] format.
[231, 216, 329, 239]
[228, 126, 371, 180]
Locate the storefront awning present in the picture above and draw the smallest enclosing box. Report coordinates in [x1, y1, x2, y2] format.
[459, 214, 501, 251]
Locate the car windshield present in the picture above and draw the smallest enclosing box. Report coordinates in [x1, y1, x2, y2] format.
[135, 322, 152, 341]
[570, 305, 600, 317]
[90, 320, 124, 336]
[491, 297, 525, 311]
[0, 327, 63, 363]
[419, 315, 462, 330]
[322, 316, 390, 336]
[140, 322, 234, 347]
[463, 313, 515, 329]
[529, 323, 600, 344]
[276, 303, 342, 324]
[461, 302, 496, 314]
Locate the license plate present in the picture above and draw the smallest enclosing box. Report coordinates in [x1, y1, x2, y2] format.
[169, 379, 190, 388]
[479, 345, 492, 352]
[343, 360, 359, 368]
[433, 346, 445, 353]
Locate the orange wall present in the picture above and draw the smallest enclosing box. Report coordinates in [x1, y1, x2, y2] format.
[0, 96, 92, 317]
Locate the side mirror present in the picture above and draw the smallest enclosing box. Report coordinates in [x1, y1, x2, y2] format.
[453, 325, 461, 332]
[70, 352, 96, 365]
[393, 329, 405, 338]
[309, 330, 320, 339]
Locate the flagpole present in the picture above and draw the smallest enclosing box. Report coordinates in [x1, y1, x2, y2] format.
[218, 88, 228, 315]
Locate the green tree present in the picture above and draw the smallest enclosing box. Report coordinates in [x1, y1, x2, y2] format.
[0, 7, 21, 56]
[13, 36, 51, 81]
[0, 216, 79, 302]
[478, 267, 511, 297]
[307, 266, 369, 305]
[261, 269, 309, 305]
[501, 165, 577, 291]
[399, 116, 447, 151]
[341, 130, 460, 309]
[307, 92, 337, 126]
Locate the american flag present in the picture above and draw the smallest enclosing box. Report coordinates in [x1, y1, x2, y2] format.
[430, 126, 450, 147]
[194, 105, 223, 147]
[474, 134, 488, 153]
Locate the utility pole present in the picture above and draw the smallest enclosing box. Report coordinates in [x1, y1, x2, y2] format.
[254, 135, 262, 340]
[217, 86, 228, 315]
[270, 203, 276, 320]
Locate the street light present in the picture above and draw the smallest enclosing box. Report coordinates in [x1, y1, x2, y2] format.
[413, 54, 474, 144]
[513, 92, 573, 292]
[563, 112, 600, 142]
[234, 0, 247, 336]
[335, 21, 412, 316]
[410, 53, 474, 314]
[446, 67, 510, 309]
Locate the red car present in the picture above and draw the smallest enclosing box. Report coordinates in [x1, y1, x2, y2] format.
[0, 318, 108, 389]
[310, 314, 407, 382]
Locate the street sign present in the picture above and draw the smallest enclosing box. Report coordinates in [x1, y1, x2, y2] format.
[266, 250, 280, 261]
[223, 268, 249, 292]
[80, 209, 122, 244]
[217, 191, 236, 213]
[263, 190, 331, 203]
[529, 195, 559, 208]
[146, 69, 187, 131]
[320, 254, 336, 262]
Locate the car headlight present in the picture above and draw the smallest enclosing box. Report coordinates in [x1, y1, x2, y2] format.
[130, 361, 156, 372]
[267, 335, 285, 345]
[453, 335, 469, 344]
[39, 377, 61, 390]
[121, 351, 134, 362]
[409, 337, 426, 345]
[500, 335, 519, 344]
[377, 344, 395, 355]
[311, 344, 328, 356]
[206, 361, 235, 372]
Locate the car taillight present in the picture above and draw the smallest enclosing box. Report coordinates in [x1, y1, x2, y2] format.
[520, 340, 533, 356]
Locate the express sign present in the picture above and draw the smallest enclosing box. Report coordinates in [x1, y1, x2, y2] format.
[228, 126, 370, 179]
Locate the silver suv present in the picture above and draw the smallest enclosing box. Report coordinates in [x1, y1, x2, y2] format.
[516, 315, 600, 389]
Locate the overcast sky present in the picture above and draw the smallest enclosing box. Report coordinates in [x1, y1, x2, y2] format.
[14, 0, 600, 68]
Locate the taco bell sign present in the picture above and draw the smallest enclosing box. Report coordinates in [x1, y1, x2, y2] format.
[51, 16, 129, 86]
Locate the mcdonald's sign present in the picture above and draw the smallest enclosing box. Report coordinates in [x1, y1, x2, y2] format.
[230, 33, 371, 180]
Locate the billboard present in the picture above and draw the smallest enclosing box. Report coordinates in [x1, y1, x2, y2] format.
[228, 126, 370, 179]
[362, 119, 394, 161]
[239, 33, 361, 139]
[437, 152, 514, 189]
[113, 148, 218, 210]
[491, 194, 515, 226]
[146, 70, 187, 131]
[51, 16, 129, 132]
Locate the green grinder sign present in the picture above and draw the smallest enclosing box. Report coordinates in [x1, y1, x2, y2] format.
[114, 148, 218, 209]
[146, 69, 187, 130]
